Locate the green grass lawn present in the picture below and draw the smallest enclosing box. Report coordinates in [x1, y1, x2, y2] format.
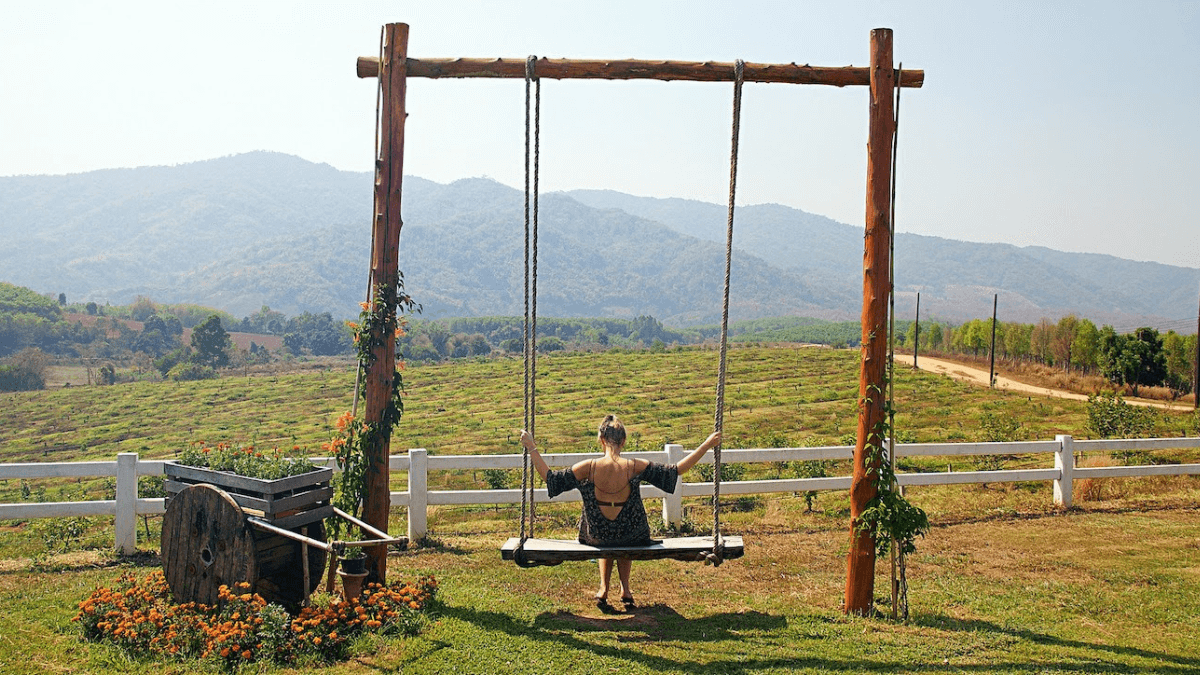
[1, 345, 1199, 673]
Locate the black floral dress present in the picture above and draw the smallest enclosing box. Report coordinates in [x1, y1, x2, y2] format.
[546, 462, 679, 546]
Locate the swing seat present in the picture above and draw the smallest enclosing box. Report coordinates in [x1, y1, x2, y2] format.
[501, 535, 744, 564]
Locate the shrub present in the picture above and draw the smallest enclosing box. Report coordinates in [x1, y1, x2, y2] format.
[166, 362, 218, 381]
[481, 468, 512, 490]
[1086, 392, 1156, 439]
[979, 411, 1023, 442]
[0, 364, 44, 391]
[31, 516, 97, 553]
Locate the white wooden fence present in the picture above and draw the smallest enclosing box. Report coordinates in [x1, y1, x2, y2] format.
[2, 435, 1198, 555]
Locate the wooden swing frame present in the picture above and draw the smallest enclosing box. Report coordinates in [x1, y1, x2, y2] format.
[355, 23, 921, 614]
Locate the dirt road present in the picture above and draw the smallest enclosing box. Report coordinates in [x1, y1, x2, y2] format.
[893, 354, 1183, 411]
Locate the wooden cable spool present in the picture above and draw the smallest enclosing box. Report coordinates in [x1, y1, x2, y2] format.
[162, 484, 327, 608]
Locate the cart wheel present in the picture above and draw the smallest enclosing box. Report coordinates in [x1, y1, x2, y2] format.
[162, 483, 257, 607]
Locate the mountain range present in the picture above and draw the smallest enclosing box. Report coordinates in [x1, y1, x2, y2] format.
[1, 151, 1196, 329]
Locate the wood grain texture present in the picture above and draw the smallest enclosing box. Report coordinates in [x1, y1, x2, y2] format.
[356, 56, 923, 88]
[846, 28, 895, 616]
[162, 484, 257, 607]
[501, 536, 744, 563]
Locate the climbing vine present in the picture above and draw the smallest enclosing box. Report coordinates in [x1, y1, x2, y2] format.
[325, 276, 419, 538]
[854, 388, 930, 558]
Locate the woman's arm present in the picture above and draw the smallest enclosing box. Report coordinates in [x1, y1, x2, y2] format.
[675, 431, 722, 475]
[519, 430, 550, 481]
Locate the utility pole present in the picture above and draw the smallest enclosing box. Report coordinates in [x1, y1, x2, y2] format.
[913, 292, 920, 369]
[989, 294, 998, 388]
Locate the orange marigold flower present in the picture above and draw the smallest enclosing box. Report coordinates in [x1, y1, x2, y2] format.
[360, 301, 371, 311]
[313, 637, 322, 646]
[221, 647, 231, 657]
[242, 650, 252, 659]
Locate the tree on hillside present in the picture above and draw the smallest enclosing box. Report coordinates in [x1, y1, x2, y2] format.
[1071, 319, 1101, 373]
[130, 296, 158, 322]
[133, 313, 183, 357]
[1099, 326, 1135, 389]
[282, 312, 350, 356]
[927, 323, 944, 352]
[1098, 326, 1166, 395]
[1163, 331, 1195, 396]
[239, 305, 288, 335]
[1031, 318, 1055, 365]
[954, 319, 988, 357]
[191, 315, 232, 368]
[1003, 321, 1032, 362]
[1129, 327, 1167, 392]
[1052, 315, 1079, 370]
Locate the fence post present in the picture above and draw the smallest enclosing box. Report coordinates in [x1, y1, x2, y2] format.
[407, 448, 428, 542]
[1054, 435, 1074, 508]
[663, 444, 685, 528]
[115, 453, 138, 555]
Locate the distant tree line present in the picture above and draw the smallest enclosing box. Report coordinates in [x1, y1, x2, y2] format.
[906, 315, 1196, 397]
[397, 315, 696, 363]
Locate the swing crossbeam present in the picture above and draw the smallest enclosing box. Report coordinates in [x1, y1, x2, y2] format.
[502, 536, 744, 564]
[357, 56, 921, 88]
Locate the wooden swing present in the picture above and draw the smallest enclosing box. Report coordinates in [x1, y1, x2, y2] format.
[500, 57, 747, 568]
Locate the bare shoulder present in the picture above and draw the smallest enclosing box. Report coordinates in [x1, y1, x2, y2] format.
[570, 459, 593, 480]
[631, 457, 652, 473]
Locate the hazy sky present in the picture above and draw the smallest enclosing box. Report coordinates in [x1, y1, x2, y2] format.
[3, 1, 1198, 270]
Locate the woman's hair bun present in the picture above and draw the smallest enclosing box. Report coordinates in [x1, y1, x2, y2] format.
[598, 415, 626, 445]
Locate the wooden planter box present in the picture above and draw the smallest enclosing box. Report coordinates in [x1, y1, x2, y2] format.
[163, 461, 334, 530]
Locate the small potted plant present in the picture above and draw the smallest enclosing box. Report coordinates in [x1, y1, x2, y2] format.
[339, 547, 367, 575]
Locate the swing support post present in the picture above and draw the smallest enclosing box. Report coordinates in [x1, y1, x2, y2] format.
[845, 27, 895, 616]
[363, 22, 409, 585]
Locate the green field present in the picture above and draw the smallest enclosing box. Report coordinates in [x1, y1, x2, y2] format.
[2, 345, 1199, 673]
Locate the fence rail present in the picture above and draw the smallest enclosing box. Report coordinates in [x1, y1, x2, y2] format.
[2, 436, 1198, 555]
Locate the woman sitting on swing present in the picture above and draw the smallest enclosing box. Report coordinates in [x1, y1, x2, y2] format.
[519, 415, 721, 609]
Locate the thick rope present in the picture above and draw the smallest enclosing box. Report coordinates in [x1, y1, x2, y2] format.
[708, 59, 744, 566]
[516, 56, 541, 566]
[888, 65, 908, 619]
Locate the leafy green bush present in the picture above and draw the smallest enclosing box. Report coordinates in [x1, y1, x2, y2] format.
[696, 462, 746, 483]
[31, 516, 96, 553]
[481, 468, 512, 490]
[1086, 392, 1156, 439]
[166, 362, 217, 381]
[979, 411, 1023, 442]
[0, 364, 44, 391]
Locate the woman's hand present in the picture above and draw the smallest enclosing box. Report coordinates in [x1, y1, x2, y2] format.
[519, 429, 536, 451]
[677, 431, 723, 475]
[519, 429, 549, 480]
[702, 431, 722, 451]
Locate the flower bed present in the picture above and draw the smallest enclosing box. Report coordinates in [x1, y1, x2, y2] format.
[74, 570, 438, 666]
